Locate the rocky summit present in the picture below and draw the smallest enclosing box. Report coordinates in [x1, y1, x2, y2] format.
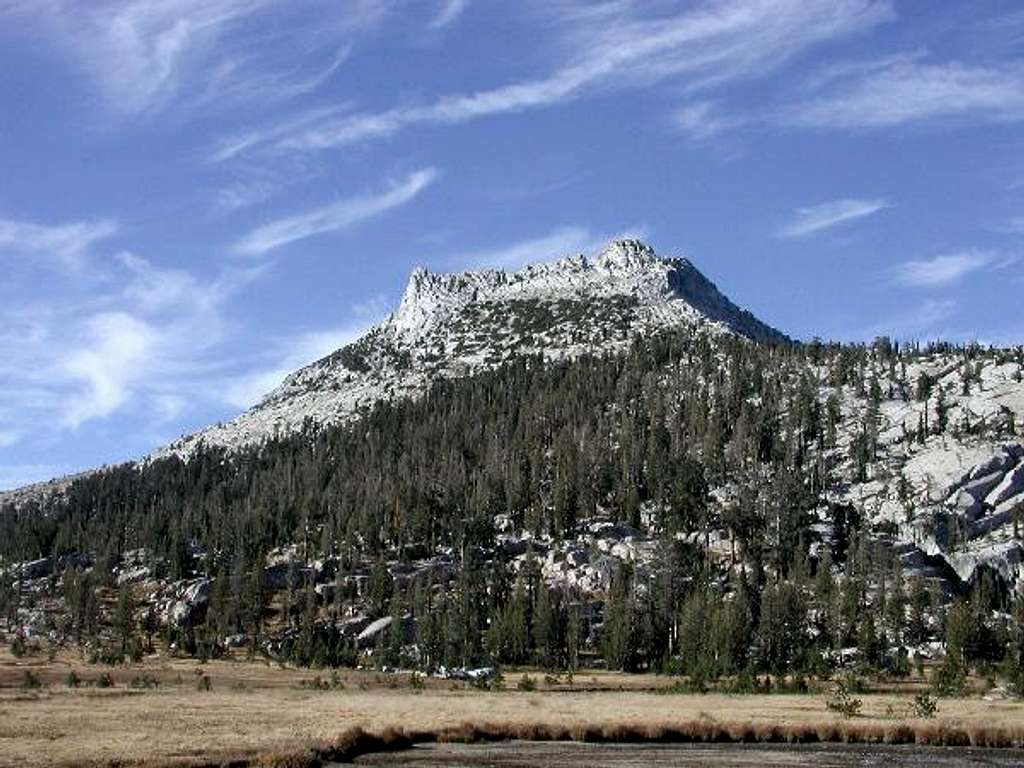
[165, 240, 786, 458]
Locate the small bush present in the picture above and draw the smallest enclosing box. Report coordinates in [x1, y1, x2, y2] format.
[517, 674, 536, 692]
[658, 678, 708, 695]
[21, 670, 42, 689]
[409, 671, 425, 691]
[95, 672, 115, 689]
[826, 681, 862, 718]
[300, 675, 331, 691]
[129, 673, 160, 690]
[196, 674, 211, 692]
[912, 692, 938, 719]
[931, 656, 966, 697]
[835, 672, 868, 694]
[10, 634, 27, 658]
[65, 670, 81, 688]
[1004, 661, 1024, 698]
[127, 636, 144, 664]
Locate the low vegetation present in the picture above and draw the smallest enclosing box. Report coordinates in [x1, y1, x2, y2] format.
[0, 652, 1022, 767]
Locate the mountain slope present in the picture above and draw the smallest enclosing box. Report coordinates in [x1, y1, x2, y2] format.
[165, 240, 785, 458]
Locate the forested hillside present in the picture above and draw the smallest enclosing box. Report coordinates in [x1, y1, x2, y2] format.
[3, 324, 1023, 694]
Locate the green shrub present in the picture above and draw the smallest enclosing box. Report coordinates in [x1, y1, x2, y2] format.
[196, 674, 211, 692]
[931, 655, 966, 697]
[21, 670, 42, 689]
[95, 672, 115, 688]
[912, 692, 938, 718]
[129, 673, 159, 689]
[65, 670, 81, 688]
[826, 680, 862, 718]
[10, 634, 27, 658]
[517, 674, 536, 692]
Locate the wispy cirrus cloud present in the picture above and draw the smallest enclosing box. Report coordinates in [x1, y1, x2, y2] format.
[430, 0, 469, 30]
[232, 167, 439, 257]
[862, 297, 957, 339]
[2, 0, 394, 119]
[669, 49, 1024, 139]
[0, 217, 118, 269]
[890, 250, 1009, 288]
[217, 0, 891, 158]
[0, 230, 258, 435]
[671, 100, 749, 139]
[223, 324, 369, 409]
[221, 290, 391, 409]
[447, 225, 647, 271]
[777, 198, 891, 238]
[783, 57, 1024, 130]
[1000, 216, 1024, 235]
[0, 465, 71, 492]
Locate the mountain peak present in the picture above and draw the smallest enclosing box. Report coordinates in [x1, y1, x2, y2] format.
[162, 239, 786, 459]
[595, 238, 659, 270]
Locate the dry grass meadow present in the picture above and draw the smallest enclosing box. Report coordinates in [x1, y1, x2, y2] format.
[2, 648, 1023, 767]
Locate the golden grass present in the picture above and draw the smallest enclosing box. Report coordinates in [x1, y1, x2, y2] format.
[1, 651, 1022, 768]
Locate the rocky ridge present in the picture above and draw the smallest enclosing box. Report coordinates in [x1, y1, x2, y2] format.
[163, 240, 785, 458]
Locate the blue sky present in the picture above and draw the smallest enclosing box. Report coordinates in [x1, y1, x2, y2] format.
[1, 0, 1023, 488]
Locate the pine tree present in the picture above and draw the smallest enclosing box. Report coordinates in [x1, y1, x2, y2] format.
[114, 584, 135, 657]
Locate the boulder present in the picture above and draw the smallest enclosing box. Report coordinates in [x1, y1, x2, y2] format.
[167, 579, 210, 628]
[337, 614, 372, 638]
[263, 562, 313, 590]
[610, 542, 635, 562]
[985, 462, 1024, 508]
[960, 471, 1005, 503]
[116, 565, 152, 585]
[499, 537, 530, 557]
[566, 548, 590, 567]
[968, 450, 1018, 481]
[356, 615, 416, 649]
[357, 617, 393, 647]
[15, 558, 53, 581]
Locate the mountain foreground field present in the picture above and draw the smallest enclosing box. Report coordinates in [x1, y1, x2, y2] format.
[2, 649, 1023, 768]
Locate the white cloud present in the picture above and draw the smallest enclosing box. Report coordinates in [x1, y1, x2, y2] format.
[233, 167, 439, 256]
[351, 293, 392, 320]
[778, 198, 891, 238]
[151, 394, 187, 422]
[0, 217, 117, 269]
[672, 100, 748, 139]
[222, 323, 378, 409]
[63, 312, 155, 428]
[783, 58, 1024, 130]
[212, 179, 277, 212]
[1001, 216, 1024, 234]
[0, 235, 256, 437]
[891, 250, 997, 288]
[448, 225, 647, 271]
[221, 0, 891, 157]
[430, 0, 468, 30]
[863, 298, 956, 339]
[0, 465, 70, 492]
[6, 0, 393, 118]
[210, 104, 351, 163]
